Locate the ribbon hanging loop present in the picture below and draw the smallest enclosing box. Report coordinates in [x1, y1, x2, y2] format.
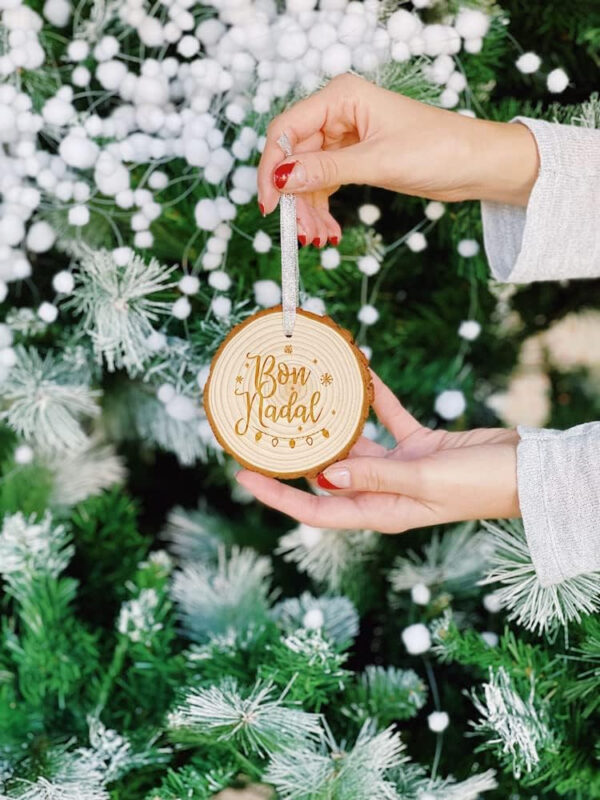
[277, 132, 299, 337]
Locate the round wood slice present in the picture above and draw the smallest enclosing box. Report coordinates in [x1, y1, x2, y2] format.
[204, 306, 373, 479]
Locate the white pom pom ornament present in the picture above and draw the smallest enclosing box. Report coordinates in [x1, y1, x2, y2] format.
[482, 631, 499, 647]
[0, 324, 12, 349]
[194, 198, 221, 231]
[59, 131, 99, 169]
[15, 444, 34, 464]
[407, 232, 427, 252]
[52, 271, 74, 294]
[411, 583, 431, 606]
[67, 40, 89, 61]
[425, 201, 445, 221]
[157, 383, 176, 404]
[357, 304, 379, 326]
[387, 9, 421, 42]
[26, 221, 55, 253]
[68, 205, 90, 227]
[303, 608, 325, 630]
[172, 296, 191, 319]
[211, 295, 231, 318]
[38, 302, 58, 323]
[427, 711, 450, 733]
[43, 0, 70, 27]
[357, 255, 380, 276]
[434, 389, 466, 420]
[458, 320, 481, 341]
[358, 203, 381, 225]
[547, 68, 569, 94]
[0, 347, 16, 367]
[320, 248, 340, 270]
[464, 37, 483, 54]
[253, 279, 281, 307]
[112, 247, 132, 267]
[401, 623, 431, 655]
[516, 52, 541, 74]
[96, 60, 128, 91]
[253, 230, 272, 253]
[166, 394, 197, 422]
[483, 592, 503, 613]
[454, 8, 490, 39]
[321, 43, 352, 75]
[208, 270, 231, 291]
[178, 275, 200, 295]
[457, 239, 480, 258]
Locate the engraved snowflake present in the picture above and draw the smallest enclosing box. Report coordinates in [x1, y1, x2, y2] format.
[320, 373, 333, 386]
[236, 375, 243, 384]
[284, 344, 293, 354]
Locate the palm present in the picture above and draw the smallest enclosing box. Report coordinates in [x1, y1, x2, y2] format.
[236, 372, 517, 532]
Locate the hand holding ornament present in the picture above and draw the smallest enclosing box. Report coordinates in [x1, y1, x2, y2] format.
[257, 73, 539, 247]
[236, 372, 521, 532]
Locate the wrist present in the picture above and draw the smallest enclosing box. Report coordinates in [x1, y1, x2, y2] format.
[463, 119, 540, 206]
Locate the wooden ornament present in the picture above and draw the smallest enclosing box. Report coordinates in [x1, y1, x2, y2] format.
[204, 306, 373, 479]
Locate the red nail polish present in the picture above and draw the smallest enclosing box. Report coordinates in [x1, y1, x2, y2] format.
[329, 236, 339, 246]
[258, 201, 265, 216]
[317, 473, 340, 490]
[274, 161, 297, 189]
[298, 234, 307, 246]
[312, 237, 320, 247]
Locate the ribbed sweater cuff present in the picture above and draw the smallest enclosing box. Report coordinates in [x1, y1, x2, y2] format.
[481, 117, 600, 283]
[517, 422, 600, 586]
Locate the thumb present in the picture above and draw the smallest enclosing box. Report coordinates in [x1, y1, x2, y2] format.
[272, 147, 365, 194]
[318, 457, 424, 496]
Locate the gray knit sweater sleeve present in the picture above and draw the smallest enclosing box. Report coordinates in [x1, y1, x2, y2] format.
[481, 116, 600, 587]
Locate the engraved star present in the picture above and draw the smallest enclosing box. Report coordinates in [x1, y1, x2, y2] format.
[320, 373, 333, 386]
[284, 344, 293, 354]
[236, 375, 243, 383]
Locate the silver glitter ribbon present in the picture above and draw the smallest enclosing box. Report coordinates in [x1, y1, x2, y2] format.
[277, 132, 299, 337]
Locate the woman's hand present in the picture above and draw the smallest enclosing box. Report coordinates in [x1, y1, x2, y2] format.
[236, 372, 520, 533]
[257, 73, 539, 247]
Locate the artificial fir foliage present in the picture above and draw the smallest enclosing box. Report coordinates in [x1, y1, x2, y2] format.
[0, 0, 600, 797]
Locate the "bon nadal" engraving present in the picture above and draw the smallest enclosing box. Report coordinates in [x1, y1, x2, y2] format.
[234, 352, 325, 437]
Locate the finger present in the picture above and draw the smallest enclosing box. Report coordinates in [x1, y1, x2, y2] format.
[236, 469, 371, 529]
[296, 197, 319, 245]
[311, 191, 342, 245]
[311, 435, 385, 499]
[323, 209, 343, 245]
[319, 455, 424, 495]
[348, 435, 387, 457]
[309, 206, 330, 247]
[294, 131, 325, 155]
[370, 370, 421, 443]
[269, 147, 363, 196]
[257, 88, 333, 214]
[353, 491, 437, 533]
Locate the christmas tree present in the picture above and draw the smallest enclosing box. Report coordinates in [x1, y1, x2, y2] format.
[0, 0, 599, 797]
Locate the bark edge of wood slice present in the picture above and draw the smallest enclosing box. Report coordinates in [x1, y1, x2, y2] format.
[204, 305, 373, 479]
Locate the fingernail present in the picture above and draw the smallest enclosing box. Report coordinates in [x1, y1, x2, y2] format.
[258, 201, 265, 216]
[329, 236, 339, 246]
[312, 237, 320, 247]
[274, 160, 301, 190]
[317, 468, 351, 490]
[298, 234, 307, 246]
